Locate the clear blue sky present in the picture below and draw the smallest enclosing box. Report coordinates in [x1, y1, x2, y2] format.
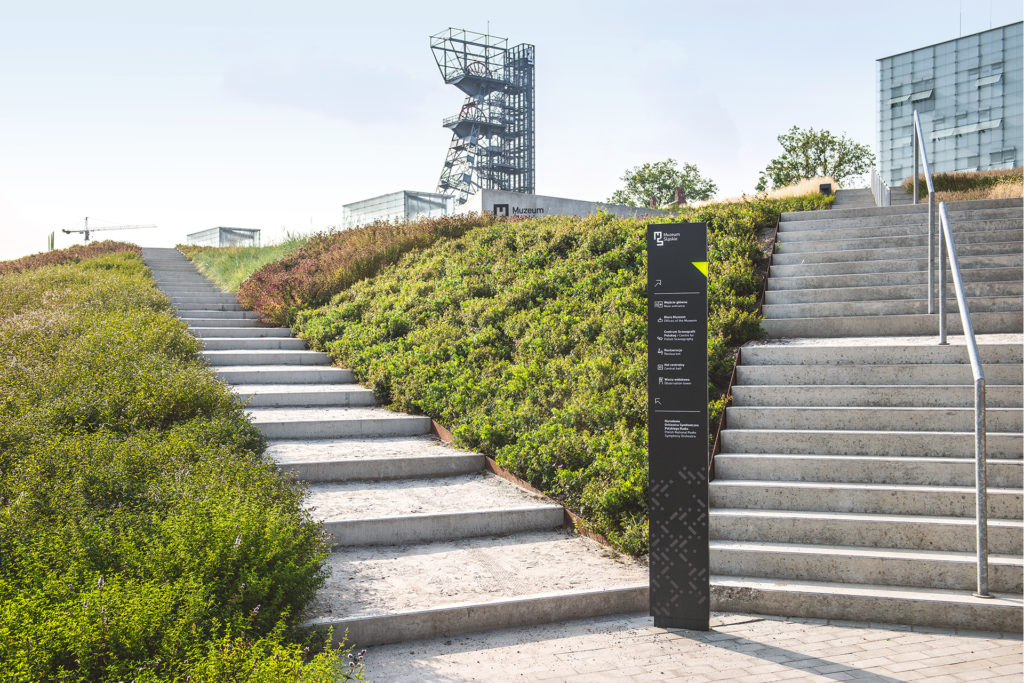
[1, 0, 1020, 260]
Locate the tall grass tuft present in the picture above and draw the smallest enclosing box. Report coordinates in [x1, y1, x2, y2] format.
[904, 167, 1023, 201]
[178, 232, 310, 293]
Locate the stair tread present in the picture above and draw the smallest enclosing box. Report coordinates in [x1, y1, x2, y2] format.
[235, 384, 372, 394]
[267, 436, 467, 464]
[711, 540, 1024, 565]
[712, 479, 1023, 495]
[723, 427, 1024, 436]
[215, 364, 349, 372]
[305, 530, 648, 621]
[305, 473, 557, 523]
[711, 575, 1022, 606]
[716, 453, 1023, 464]
[711, 508, 1024, 527]
[247, 406, 428, 423]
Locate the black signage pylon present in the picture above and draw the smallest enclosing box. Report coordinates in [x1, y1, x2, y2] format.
[647, 222, 710, 631]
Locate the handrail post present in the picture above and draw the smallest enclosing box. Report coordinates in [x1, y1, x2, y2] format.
[974, 377, 991, 598]
[938, 219, 947, 344]
[927, 191, 935, 313]
[913, 122, 919, 205]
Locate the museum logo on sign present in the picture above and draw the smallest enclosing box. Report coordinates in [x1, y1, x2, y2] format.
[493, 203, 546, 217]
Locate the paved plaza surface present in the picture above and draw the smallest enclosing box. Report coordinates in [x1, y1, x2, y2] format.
[363, 611, 1022, 681]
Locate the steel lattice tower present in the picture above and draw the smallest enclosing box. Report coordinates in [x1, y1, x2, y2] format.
[431, 28, 535, 206]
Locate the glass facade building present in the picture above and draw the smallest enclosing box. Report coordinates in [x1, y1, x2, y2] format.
[341, 190, 453, 230]
[877, 22, 1023, 187]
[186, 227, 261, 247]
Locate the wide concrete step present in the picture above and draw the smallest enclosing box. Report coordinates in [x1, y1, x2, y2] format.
[735, 362, 1022, 385]
[306, 473, 563, 546]
[769, 252, 1021, 278]
[177, 309, 260, 319]
[190, 326, 292, 338]
[763, 310, 1023, 337]
[720, 428, 1023, 458]
[215, 365, 354, 384]
[247, 406, 431, 439]
[713, 453, 1023, 488]
[766, 265, 1021, 290]
[235, 384, 376, 407]
[725, 406, 1023, 432]
[174, 302, 244, 312]
[268, 436, 485, 482]
[201, 337, 307, 350]
[764, 280, 1022, 304]
[202, 349, 331, 366]
[302, 530, 649, 647]
[709, 480, 1023, 517]
[732, 384, 1023, 408]
[711, 576, 1021, 632]
[154, 276, 223, 286]
[183, 316, 262, 327]
[711, 541, 1022, 593]
[160, 287, 226, 295]
[763, 295, 1021, 319]
[710, 508, 1023, 554]
[771, 240, 1022, 266]
[739, 339, 1022, 366]
[777, 218, 1023, 244]
[780, 202, 1022, 229]
[170, 294, 240, 303]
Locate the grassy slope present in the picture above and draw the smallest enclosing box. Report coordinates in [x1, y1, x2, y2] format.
[179, 235, 309, 292]
[904, 167, 1023, 202]
[0, 251, 354, 680]
[292, 196, 831, 554]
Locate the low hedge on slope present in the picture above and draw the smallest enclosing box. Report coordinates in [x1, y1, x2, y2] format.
[237, 214, 505, 326]
[294, 195, 832, 554]
[0, 240, 140, 276]
[0, 253, 355, 681]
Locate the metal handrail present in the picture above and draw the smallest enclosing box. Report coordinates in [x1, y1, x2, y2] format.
[911, 111, 937, 314]
[870, 168, 891, 207]
[937, 202, 991, 598]
[912, 110, 991, 598]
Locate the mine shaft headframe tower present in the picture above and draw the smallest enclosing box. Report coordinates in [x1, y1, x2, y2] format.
[431, 28, 535, 206]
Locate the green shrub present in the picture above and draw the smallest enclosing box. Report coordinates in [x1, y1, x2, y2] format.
[294, 195, 831, 554]
[0, 253, 352, 680]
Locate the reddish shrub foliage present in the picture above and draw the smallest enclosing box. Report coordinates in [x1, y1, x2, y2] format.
[238, 213, 508, 325]
[0, 241, 142, 275]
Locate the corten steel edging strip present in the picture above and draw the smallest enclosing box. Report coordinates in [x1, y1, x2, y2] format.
[709, 211, 785, 480]
[431, 421, 621, 551]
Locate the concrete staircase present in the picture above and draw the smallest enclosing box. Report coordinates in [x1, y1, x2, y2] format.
[140, 248, 648, 647]
[832, 187, 915, 209]
[710, 197, 1024, 631]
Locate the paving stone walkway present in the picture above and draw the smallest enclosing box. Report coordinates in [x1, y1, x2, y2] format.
[362, 611, 1022, 681]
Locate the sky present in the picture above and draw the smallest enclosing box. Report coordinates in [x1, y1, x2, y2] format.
[1, 0, 1021, 260]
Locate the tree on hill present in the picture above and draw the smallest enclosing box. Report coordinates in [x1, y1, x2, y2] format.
[756, 126, 875, 191]
[609, 159, 718, 206]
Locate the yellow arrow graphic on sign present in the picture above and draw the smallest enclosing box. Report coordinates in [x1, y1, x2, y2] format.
[691, 261, 708, 277]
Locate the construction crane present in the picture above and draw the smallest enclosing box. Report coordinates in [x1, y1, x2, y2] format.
[61, 217, 157, 242]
